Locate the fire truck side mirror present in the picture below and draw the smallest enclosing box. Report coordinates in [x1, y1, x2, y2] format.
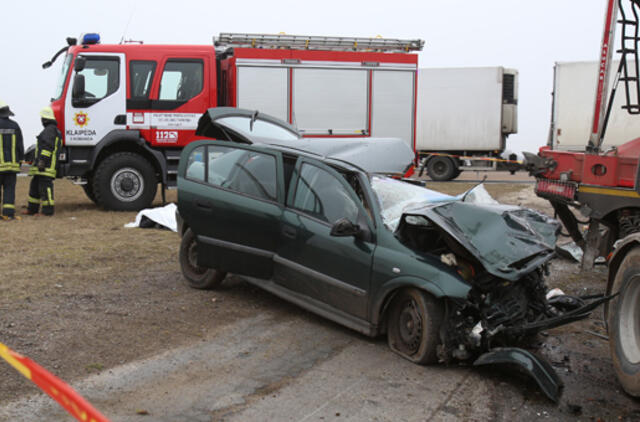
[72, 74, 86, 99]
[74, 56, 86, 72]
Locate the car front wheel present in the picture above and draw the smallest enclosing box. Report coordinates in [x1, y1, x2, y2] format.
[179, 228, 227, 290]
[387, 288, 443, 364]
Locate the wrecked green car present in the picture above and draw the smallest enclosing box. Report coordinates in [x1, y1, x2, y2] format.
[176, 108, 605, 402]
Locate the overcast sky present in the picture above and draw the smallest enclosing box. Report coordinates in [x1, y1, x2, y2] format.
[1, 0, 607, 153]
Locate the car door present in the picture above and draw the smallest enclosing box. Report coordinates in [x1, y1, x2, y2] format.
[178, 140, 285, 278]
[274, 157, 376, 320]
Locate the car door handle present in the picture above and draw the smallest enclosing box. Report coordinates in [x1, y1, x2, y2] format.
[195, 200, 213, 210]
[282, 225, 297, 239]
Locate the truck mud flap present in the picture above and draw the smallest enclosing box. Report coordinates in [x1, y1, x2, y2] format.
[473, 347, 563, 402]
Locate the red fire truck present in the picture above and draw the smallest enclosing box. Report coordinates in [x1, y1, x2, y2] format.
[43, 33, 423, 210]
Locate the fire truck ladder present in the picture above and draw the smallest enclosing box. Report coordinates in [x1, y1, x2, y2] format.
[214, 33, 424, 52]
[618, 0, 640, 114]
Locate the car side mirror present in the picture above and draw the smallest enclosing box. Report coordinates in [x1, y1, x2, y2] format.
[74, 56, 86, 72]
[330, 218, 361, 238]
[72, 74, 85, 98]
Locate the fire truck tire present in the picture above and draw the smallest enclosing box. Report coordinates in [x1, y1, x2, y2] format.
[427, 156, 457, 181]
[608, 245, 640, 397]
[179, 228, 227, 289]
[93, 152, 157, 211]
[82, 177, 97, 204]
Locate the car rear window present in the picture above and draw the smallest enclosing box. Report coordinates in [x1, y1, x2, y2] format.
[186, 145, 278, 201]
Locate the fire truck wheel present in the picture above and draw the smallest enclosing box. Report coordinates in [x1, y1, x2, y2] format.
[82, 177, 97, 204]
[608, 245, 640, 397]
[426, 156, 457, 181]
[179, 228, 227, 289]
[93, 152, 157, 211]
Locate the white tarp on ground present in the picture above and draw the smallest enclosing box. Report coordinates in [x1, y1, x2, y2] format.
[124, 203, 177, 232]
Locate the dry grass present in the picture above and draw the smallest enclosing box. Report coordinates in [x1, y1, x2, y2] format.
[1, 176, 179, 302]
[425, 181, 531, 198]
[1, 178, 532, 303]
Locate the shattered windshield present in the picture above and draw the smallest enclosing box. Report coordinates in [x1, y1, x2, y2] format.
[370, 176, 455, 231]
[53, 54, 73, 101]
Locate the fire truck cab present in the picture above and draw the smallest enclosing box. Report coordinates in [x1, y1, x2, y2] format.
[47, 33, 422, 210]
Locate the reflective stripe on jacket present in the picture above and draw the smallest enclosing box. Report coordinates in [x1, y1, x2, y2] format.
[29, 122, 62, 178]
[0, 117, 24, 173]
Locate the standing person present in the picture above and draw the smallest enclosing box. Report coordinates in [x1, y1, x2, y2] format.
[24, 107, 62, 216]
[0, 100, 24, 220]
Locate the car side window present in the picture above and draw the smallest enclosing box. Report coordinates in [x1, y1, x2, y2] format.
[185, 146, 206, 181]
[292, 163, 359, 224]
[206, 145, 277, 201]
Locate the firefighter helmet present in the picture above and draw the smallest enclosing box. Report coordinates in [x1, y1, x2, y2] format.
[40, 106, 56, 121]
[0, 99, 14, 117]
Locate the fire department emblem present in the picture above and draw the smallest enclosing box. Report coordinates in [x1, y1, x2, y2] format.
[73, 112, 90, 127]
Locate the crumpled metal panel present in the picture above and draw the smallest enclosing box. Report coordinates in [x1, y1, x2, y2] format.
[474, 347, 564, 402]
[372, 177, 560, 279]
[407, 202, 560, 280]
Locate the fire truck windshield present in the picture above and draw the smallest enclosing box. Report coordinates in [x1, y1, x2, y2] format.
[53, 54, 73, 101]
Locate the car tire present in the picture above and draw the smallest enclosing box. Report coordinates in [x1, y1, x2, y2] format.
[608, 245, 640, 397]
[93, 152, 157, 211]
[179, 228, 227, 290]
[387, 288, 443, 364]
[427, 156, 457, 181]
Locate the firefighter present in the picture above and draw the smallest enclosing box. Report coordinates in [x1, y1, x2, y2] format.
[0, 100, 24, 220]
[24, 107, 62, 216]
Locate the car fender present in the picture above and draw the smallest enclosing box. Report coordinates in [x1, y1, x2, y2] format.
[370, 274, 470, 328]
[604, 232, 640, 324]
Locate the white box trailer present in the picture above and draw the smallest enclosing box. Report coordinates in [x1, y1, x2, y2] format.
[551, 60, 640, 150]
[416, 66, 518, 180]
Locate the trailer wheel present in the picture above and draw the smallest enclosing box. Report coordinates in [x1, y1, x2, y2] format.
[387, 288, 443, 364]
[608, 245, 640, 397]
[93, 152, 157, 211]
[427, 156, 458, 181]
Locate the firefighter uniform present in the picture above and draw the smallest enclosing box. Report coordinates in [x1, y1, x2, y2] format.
[26, 107, 61, 216]
[0, 100, 24, 219]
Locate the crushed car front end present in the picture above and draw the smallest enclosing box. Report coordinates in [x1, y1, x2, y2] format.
[372, 177, 609, 401]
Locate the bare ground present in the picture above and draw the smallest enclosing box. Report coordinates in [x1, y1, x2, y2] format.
[0, 174, 639, 420]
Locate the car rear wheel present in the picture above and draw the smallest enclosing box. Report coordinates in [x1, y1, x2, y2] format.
[387, 288, 443, 364]
[608, 245, 640, 397]
[179, 228, 227, 290]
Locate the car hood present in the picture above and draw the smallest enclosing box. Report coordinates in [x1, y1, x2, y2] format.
[403, 201, 560, 281]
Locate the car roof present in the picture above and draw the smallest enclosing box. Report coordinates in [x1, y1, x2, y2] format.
[196, 108, 415, 175]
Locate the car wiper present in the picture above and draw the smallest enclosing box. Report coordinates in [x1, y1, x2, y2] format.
[250, 110, 259, 131]
[461, 175, 488, 202]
